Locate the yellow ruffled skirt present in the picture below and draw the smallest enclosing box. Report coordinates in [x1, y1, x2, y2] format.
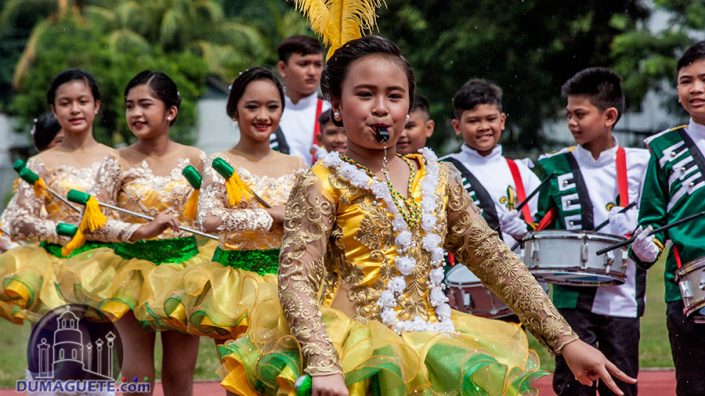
[219, 300, 546, 396]
[57, 236, 211, 332]
[180, 247, 279, 340]
[0, 244, 66, 324]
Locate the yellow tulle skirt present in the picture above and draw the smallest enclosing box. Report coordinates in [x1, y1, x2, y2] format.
[218, 300, 546, 396]
[180, 247, 280, 340]
[57, 236, 211, 332]
[0, 244, 66, 324]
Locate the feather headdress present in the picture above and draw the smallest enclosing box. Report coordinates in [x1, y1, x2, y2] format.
[293, 0, 383, 59]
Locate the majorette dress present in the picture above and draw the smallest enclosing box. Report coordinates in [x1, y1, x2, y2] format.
[0, 158, 113, 323]
[57, 155, 214, 332]
[218, 151, 578, 395]
[180, 152, 304, 340]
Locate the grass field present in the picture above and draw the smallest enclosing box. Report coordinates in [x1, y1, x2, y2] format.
[0, 258, 674, 388]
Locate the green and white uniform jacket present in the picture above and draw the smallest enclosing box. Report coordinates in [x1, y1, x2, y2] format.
[634, 120, 705, 303]
[535, 142, 649, 318]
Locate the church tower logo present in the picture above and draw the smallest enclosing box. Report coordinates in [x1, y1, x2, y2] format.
[16, 304, 136, 393]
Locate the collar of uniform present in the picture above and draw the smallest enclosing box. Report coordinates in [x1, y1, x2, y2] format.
[573, 137, 620, 168]
[285, 91, 318, 110]
[459, 144, 503, 164]
[687, 118, 705, 141]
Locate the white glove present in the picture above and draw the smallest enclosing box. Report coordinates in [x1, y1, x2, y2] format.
[608, 206, 637, 236]
[631, 225, 660, 263]
[500, 210, 529, 240]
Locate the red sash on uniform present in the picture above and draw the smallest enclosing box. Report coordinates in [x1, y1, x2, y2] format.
[506, 158, 533, 224]
[311, 99, 324, 162]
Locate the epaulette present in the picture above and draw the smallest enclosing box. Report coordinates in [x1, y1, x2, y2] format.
[537, 146, 576, 161]
[644, 124, 687, 147]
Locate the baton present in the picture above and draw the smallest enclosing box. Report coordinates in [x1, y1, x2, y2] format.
[66, 189, 218, 240]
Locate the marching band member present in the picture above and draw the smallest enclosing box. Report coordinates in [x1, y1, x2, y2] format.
[506, 68, 648, 396]
[631, 40, 705, 396]
[0, 69, 117, 323]
[217, 36, 635, 396]
[58, 70, 208, 395]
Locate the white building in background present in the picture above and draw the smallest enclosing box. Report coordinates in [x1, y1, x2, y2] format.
[196, 76, 239, 154]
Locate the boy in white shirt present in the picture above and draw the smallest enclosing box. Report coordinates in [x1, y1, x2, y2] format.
[270, 35, 329, 165]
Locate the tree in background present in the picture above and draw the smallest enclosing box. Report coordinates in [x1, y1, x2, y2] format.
[611, 0, 702, 122]
[378, 0, 649, 154]
[8, 13, 207, 145]
[1, 0, 269, 145]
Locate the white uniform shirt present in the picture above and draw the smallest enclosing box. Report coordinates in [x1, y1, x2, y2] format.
[447, 144, 542, 246]
[570, 141, 649, 317]
[279, 92, 330, 166]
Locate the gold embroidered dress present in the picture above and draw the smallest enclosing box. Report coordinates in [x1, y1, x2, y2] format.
[0, 158, 112, 323]
[57, 155, 212, 330]
[181, 152, 304, 340]
[219, 152, 577, 395]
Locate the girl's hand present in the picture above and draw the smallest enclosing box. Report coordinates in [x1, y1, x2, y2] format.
[266, 206, 286, 224]
[131, 213, 180, 241]
[312, 373, 348, 396]
[561, 339, 637, 395]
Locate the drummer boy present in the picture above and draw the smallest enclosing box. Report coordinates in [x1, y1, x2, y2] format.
[630, 40, 705, 396]
[504, 67, 649, 396]
[442, 78, 542, 247]
[441, 78, 542, 322]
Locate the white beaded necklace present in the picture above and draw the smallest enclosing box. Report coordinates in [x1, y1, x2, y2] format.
[323, 148, 454, 333]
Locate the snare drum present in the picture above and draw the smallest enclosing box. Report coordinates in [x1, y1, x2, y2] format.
[523, 230, 628, 286]
[445, 264, 513, 318]
[676, 257, 705, 323]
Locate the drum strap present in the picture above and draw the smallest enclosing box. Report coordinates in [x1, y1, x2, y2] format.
[673, 244, 682, 269]
[616, 146, 629, 206]
[445, 157, 500, 230]
[270, 126, 291, 154]
[565, 152, 595, 230]
[506, 158, 534, 223]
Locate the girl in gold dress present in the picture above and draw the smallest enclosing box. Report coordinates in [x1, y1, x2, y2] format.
[181, 67, 305, 343]
[218, 36, 636, 396]
[57, 70, 207, 395]
[0, 69, 118, 324]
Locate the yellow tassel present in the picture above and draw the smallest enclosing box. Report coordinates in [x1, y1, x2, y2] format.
[61, 196, 107, 256]
[224, 171, 252, 207]
[32, 178, 49, 199]
[294, 0, 382, 59]
[61, 227, 85, 256]
[183, 189, 199, 220]
[82, 196, 107, 231]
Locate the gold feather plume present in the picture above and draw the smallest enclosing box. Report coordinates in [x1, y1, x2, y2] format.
[293, 0, 383, 59]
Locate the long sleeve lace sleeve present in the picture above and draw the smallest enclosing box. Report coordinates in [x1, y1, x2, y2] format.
[278, 171, 342, 376]
[196, 156, 272, 233]
[7, 158, 60, 243]
[443, 165, 578, 354]
[83, 157, 140, 242]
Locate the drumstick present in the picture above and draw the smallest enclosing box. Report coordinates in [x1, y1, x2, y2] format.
[515, 172, 556, 212]
[15, 163, 81, 213]
[66, 189, 219, 240]
[493, 172, 556, 232]
[595, 210, 705, 256]
[593, 202, 637, 233]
